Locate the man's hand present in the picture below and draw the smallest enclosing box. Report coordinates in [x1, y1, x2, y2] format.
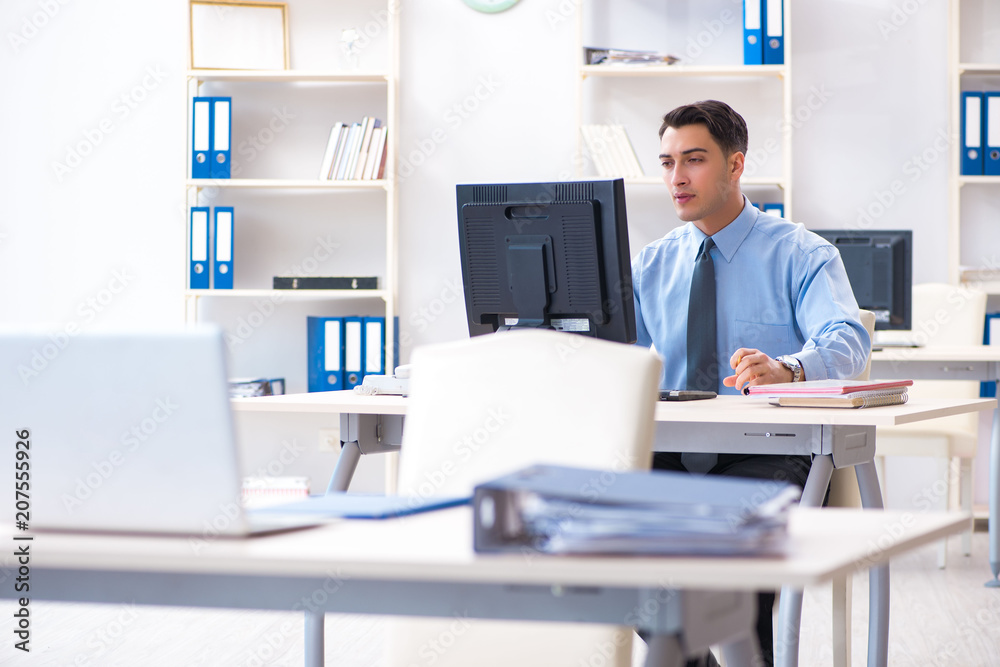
[722, 347, 794, 393]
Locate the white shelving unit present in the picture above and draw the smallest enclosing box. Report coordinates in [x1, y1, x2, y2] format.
[950, 0, 1000, 291]
[574, 0, 792, 217]
[184, 1, 399, 387]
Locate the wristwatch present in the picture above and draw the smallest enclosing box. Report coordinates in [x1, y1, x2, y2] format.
[776, 355, 803, 382]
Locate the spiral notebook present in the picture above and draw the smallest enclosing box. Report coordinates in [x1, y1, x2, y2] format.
[768, 386, 909, 409]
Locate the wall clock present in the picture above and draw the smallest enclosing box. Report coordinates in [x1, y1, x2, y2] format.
[463, 0, 520, 13]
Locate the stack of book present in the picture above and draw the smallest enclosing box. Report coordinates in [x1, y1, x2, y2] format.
[748, 379, 913, 409]
[473, 464, 800, 556]
[580, 124, 643, 178]
[318, 116, 388, 181]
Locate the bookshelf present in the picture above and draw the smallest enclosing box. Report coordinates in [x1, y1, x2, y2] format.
[574, 0, 792, 223]
[950, 0, 1000, 291]
[184, 0, 399, 390]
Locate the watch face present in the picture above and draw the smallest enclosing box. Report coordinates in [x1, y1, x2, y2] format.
[463, 0, 520, 13]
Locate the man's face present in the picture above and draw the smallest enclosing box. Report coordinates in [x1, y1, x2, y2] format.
[659, 123, 742, 227]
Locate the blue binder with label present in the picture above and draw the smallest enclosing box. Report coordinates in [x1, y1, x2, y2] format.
[189, 207, 210, 289]
[763, 0, 784, 65]
[307, 317, 344, 392]
[962, 92, 985, 176]
[982, 312, 1000, 398]
[361, 316, 400, 380]
[210, 97, 231, 179]
[985, 93, 1000, 176]
[743, 0, 763, 66]
[762, 202, 784, 217]
[343, 316, 365, 389]
[192, 97, 213, 179]
[213, 207, 234, 289]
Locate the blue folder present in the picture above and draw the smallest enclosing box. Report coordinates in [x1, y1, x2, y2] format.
[763, 0, 784, 65]
[962, 92, 985, 176]
[743, 0, 763, 66]
[307, 316, 344, 392]
[210, 97, 231, 179]
[189, 207, 210, 289]
[191, 97, 212, 179]
[252, 493, 469, 519]
[343, 316, 365, 389]
[986, 93, 1000, 176]
[212, 207, 234, 289]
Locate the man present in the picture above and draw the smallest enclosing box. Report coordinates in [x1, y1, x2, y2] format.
[631, 100, 870, 666]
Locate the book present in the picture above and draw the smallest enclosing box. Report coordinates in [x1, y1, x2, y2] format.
[769, 389, 909, 409]
[318, 122, 345, 180]
[273, 276, 378, 290]
[747, 379, 913, 396]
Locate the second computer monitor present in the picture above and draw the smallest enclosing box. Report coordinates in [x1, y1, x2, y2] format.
[814, 229, 912, 330]
[456, 178, 636, 344]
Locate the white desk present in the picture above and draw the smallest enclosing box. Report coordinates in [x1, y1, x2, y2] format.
[233, 392, 995, 667]
[3, 508, 967, 667]
[870, 345, 1000, 587]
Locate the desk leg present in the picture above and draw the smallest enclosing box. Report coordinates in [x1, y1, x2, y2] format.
[775, 453, 834, 667]
[326, 441, 362, 494]
[855, 460, 889, 667]
[305, 610, 324, 667]
[989, 403, 1000, 587]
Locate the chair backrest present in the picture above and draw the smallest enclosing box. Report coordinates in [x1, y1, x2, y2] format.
[397, 329, 663, 498]
[902, 283, 987, 435]
[854, 309, 877, 381]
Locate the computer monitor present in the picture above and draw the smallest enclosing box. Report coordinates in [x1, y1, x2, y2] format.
[813, 229, 912, 330]
[457, 178, 636, 344]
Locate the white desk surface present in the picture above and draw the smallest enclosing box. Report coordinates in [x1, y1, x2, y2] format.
[870, 345, 1000, 363]
[15, 507, 964, 592]
[233, 391, 995, 428]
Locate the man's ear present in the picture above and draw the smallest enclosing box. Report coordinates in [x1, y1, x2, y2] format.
[729, 151, 745, 181]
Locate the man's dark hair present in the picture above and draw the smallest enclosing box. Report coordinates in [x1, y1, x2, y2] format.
[658, 100, 749, 157]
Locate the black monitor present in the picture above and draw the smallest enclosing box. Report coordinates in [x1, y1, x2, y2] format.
[457, 178, 636, 344]
[813, 229, 912, 330]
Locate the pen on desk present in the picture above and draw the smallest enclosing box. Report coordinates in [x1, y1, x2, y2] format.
[743, 385, 751, 396]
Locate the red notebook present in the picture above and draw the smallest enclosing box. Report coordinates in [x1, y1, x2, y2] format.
[746, 379, 913, 396]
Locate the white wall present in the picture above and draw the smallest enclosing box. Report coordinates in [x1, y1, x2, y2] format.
[0, 0, 989, 505]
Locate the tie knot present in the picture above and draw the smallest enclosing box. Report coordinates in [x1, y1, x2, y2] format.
[698, 237, 715, 260]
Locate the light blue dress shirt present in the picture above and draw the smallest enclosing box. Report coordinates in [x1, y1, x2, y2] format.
[632, 197, 870, 394]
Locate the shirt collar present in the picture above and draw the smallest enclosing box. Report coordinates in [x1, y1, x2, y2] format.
[691, 196, 757, 263]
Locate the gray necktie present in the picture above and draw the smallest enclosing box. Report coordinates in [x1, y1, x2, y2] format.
[682, 237, 718, 474]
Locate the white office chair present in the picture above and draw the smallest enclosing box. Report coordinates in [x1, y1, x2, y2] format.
[386, 329, 662, 667]
[875, 283, 987, 568]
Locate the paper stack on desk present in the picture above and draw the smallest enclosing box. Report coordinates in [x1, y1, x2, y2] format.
[473, 464, 800, 556]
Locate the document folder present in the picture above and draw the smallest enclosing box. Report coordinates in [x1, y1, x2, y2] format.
[473, 464, 800, 556]
[189, 207, 210, 289]
[253, 492, 468, 519]
[213, 206, 234, 289]
[962, 92, 985, 176]
[307, 316, 344, 392]
[210, 97, 231, 179]
[343, 316, 364, 389]
[986, 93, 1000, 176]
[192, 97, 212, 179]
[763, 0, 784, 65]
[743, 0, 763, 66]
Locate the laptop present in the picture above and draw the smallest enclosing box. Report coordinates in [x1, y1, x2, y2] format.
[0, 326, 320, 537]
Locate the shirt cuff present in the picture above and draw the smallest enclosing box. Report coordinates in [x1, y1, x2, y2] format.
[795, 349, 827, 382]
